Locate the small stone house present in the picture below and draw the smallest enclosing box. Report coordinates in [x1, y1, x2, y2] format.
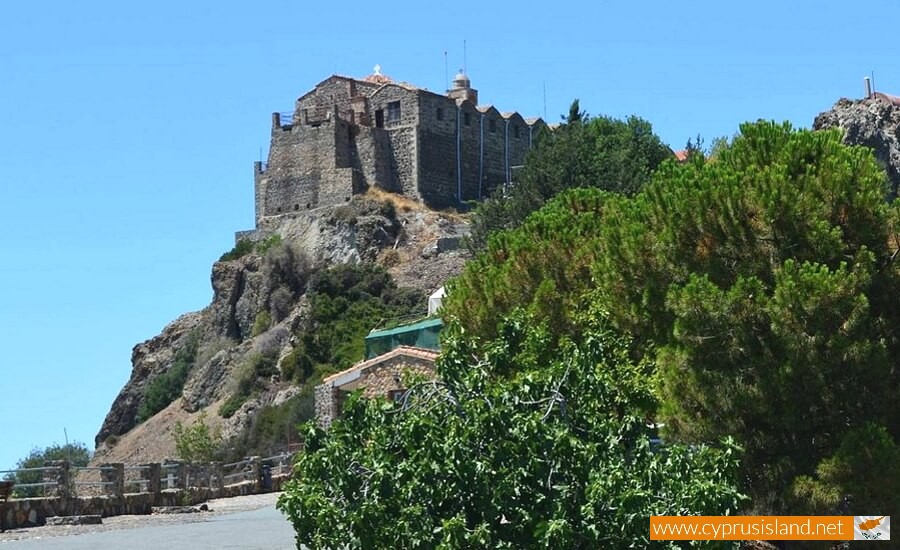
[314, 346, 438, 428]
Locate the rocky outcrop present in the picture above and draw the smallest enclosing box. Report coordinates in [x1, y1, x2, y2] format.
[95, 312, 204, 446]
[95, 194, 469, 458]
[813, 96, 900, 198]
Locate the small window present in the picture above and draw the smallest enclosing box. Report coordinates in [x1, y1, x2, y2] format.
[387, 101, 401, 124]
[436, 107, 444, 121]
[388, 389, 406, 402]
[514, 125, 521, 138]
[489, 119, 496, 133]
[375, 109, 384, 128]
[464, 112, 471, 127]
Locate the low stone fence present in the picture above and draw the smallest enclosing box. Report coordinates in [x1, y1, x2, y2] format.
[0, 453, 294, 530]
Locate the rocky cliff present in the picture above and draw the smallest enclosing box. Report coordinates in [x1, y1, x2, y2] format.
[93, 192, 468, 463]
[813, 96, 900, 198]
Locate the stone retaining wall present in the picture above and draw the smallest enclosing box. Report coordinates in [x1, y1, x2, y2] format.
[0, 456, 293, 530]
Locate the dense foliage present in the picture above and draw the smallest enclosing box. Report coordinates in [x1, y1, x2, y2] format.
[446, 121, 900, 512]
[467, 101, 671, 250]
[446, 188, 606, 343]
[137, 331, 200, 422]
[4, 442, 92, 498]
[279, 314, 744, 548]
[279, 263, 425, 384]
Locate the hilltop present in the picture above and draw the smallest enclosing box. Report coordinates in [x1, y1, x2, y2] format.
[92, 190, 468, 464]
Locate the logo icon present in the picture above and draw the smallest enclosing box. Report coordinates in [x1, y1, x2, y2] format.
[854, 516, 890, 541]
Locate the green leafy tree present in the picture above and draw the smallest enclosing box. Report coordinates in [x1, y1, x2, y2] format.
[4, 442, 92, 497]
[445, 188, 607, 343]
[468, 101, 671, 250]
[278, 313, 744, 548]
[173, 412, 222, 463]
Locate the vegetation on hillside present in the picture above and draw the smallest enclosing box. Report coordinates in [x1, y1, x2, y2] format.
[214, 263, 425, 458]
[136, 331, 200, 423]
[222, 393, 313, 461]
[279, 263, 425, 385]
[219, 234, 283, 262]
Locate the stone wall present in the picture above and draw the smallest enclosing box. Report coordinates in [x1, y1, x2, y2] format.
[314, 384, 342, 430]
[314, 351, 437, 429]
[358, 354, 435, 399]
[0, 457, 293, 530]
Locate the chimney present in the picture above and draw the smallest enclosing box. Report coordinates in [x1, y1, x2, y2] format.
[865, 76, 873, 99]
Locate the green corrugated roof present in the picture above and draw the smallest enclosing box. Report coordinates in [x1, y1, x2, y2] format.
[365, 317, 443, 340]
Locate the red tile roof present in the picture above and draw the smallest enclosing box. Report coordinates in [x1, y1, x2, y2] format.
[873, 92, 900, 106]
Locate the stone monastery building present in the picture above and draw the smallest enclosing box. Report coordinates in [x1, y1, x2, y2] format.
[251, 67, 546, 227]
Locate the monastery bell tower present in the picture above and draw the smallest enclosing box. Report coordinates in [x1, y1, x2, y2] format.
[447, 70, 478, 104]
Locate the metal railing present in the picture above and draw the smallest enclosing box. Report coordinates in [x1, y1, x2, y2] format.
[71, 466, 116, 493]
[221, 458, 253, 487]
[277, 111, 295, 128]
[124, 465, 150, 493]
[0, 466, 62, 497]
[0, 450, 298, 501]
[161, 463, 180, 490]
[261, 453, 293, 477]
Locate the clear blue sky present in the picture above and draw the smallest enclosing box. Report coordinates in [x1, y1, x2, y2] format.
[1, 0, 897, 470]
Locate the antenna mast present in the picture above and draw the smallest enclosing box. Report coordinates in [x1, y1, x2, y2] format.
[444, 50, 449, 91]
[463, 39, 467, 74]
[543, 81, 547, 120]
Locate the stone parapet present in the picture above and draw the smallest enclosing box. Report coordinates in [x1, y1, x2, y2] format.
[1, 457, 295, 529]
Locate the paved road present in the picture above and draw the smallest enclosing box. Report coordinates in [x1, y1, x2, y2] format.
[1, 500, 297, 549]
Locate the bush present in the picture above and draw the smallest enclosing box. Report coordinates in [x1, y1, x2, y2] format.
[263, 241, 310, 294]
[219, 239, 254, 261]
[173, 412, 222, 462]
[255, 234, 283, 254]
[251, 310, 272, 337]
[137, 332, 200, 422]
[379, 199, 396, 220]
[380, 249, 401, 268]
[269, 285, 294, 322]
[219, 234, 287, 262]
[219, 353, 277, 418]
[218, 394, 248, 419]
